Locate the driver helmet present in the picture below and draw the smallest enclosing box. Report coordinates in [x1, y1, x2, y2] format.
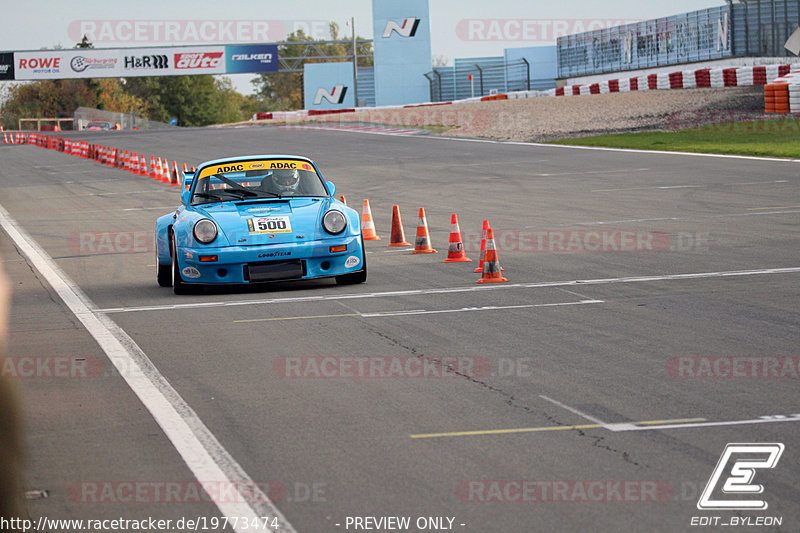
[273, 169, 300, 193]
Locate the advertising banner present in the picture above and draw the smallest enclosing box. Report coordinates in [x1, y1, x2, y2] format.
[372, 0, 432, 106]
[0, 52, 14, 80]
[12, 45, 271, 80]
[225, 44, 279, 73]
[303, 62, 355, 110]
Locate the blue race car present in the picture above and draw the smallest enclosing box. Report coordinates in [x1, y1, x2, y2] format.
[156, 155, 366, 294]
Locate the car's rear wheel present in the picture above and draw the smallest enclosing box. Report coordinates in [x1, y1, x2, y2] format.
[171, 233, 190, 295]
[157, 236, 172, 287]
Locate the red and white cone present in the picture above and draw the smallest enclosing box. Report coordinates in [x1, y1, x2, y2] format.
[474, 219, 502, 272]
[443, 213, 471, 262]
[361, 199, 381, 240]
[169, 161, 180, 186]
[477, 228, 508, 283]
[411, 207, 437, 254]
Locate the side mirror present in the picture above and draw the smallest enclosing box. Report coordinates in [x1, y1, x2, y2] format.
[325, 180, 336, 197]
[181, 174, 194, 205]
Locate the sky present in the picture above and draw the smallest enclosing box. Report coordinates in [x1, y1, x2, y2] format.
[1, 0, 726, 94]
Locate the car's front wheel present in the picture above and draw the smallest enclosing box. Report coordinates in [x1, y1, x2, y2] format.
[171, 233, 190, 295]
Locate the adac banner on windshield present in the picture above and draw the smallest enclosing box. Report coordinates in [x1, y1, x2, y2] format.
[0, 53, 14, 80]
[11, 44, 279, 80]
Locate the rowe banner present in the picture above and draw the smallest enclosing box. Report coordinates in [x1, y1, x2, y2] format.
[11, 44, 277, 80]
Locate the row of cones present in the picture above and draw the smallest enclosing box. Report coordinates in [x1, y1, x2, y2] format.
[358, 199, 507, 284]
[5, 131, 194, 188]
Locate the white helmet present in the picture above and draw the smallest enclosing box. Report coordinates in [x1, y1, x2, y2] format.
[273, 169, 300, 193]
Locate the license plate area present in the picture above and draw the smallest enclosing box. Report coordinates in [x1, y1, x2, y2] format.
[244, 260, 305, 282]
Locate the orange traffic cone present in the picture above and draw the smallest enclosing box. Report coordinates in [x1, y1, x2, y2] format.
[160, 157, 171, 183]
[361, 199, 381, 240]
[387, 205, 411, 247]
[473, 220, 503, 272]
[149, 156, 158, 178]
[411, 207, 437, 254]
[139, 154, 147, 175]
[339, 195, 347, 206]
[443, 213, 471, 262]
[474, 220, 489, 272]
[169, 161, 180, 186]
[477, 228, 508, 283]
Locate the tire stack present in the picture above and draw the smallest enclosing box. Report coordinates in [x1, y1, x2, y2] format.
[764, 83, 789, 113]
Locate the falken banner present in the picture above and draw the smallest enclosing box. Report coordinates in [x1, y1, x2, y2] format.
[11, 44, 277, 80]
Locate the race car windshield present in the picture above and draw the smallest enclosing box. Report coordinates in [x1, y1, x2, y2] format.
[190, 161, 329, 205]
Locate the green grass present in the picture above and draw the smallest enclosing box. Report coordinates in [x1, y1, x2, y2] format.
[549, 118, 800, 158]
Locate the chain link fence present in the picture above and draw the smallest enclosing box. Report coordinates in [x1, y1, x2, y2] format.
[74, 107, 172, 130]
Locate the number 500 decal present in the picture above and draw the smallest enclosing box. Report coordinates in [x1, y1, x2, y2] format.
[247, 216, 292, 234]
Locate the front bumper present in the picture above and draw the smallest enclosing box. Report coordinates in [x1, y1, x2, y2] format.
[176, 235, 363, 284]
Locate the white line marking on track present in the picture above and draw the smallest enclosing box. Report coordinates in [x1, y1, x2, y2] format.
[539, 395, 611, 428]
[233, 300, 604, 322]
[290, 125, 800, 163]
[360, 299, 604, 318]
[533, 168, 649, 177]
[99, 267, 800, 314]
[540, 209, 800, 227]
[593, 179, 788, 193]
[0, 203, 296, 533]
[615, 416, 800, 432]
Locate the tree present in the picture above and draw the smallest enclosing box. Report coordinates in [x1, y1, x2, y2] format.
[123, 75, 249, 126]
[76, 35, 94, 49]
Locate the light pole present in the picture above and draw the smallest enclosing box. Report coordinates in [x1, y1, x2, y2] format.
[350, 17, 359, 107]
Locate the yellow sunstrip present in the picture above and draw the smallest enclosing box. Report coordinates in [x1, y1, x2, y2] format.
[197, 159, 315, 180]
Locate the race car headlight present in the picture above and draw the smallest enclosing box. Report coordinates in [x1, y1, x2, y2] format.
[193, 219, 218, 244]
[322, 210, 347, 235]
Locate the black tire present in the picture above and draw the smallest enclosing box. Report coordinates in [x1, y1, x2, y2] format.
[157, 237, 172, 287]
[171, 233, 190, 295]
[335, 240, 367, 285]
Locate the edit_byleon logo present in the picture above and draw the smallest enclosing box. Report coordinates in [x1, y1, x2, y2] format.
[697, 443, 784, 510]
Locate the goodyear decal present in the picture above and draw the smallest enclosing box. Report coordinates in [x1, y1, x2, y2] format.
[197, 159, 315, 179]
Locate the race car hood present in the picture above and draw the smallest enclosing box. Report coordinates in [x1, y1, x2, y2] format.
[197, 198, 329, 246]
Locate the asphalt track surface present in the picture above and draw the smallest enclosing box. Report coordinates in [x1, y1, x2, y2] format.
[1, 125, 799, 533]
